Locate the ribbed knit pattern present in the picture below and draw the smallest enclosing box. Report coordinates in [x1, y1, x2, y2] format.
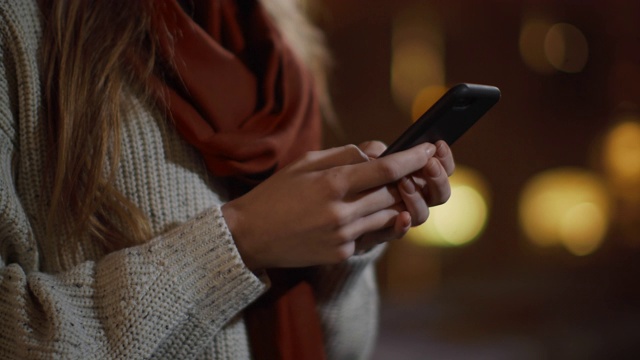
[0, 1, 382, 359]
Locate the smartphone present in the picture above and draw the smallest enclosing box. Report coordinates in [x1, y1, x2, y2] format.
[381, 83, 500, 156]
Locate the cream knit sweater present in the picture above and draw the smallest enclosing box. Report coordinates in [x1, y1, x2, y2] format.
[0, 1, 381, 359]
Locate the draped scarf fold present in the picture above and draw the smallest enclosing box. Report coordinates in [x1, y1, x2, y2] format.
[150, 1, 325, 359]
[154, 0, 321, 179]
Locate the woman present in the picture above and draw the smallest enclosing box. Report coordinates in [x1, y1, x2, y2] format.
[0, 0, 454, 359]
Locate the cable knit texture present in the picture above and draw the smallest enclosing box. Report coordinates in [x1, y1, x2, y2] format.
[0, 0, 381, 359]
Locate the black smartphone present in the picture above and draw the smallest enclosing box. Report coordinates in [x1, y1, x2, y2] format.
[381, 83, 500, 156]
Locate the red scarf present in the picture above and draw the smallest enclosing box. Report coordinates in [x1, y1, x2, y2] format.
[151, 1, 325, 359]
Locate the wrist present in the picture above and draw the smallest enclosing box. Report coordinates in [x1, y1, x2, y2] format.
[221, 201, 263, 272]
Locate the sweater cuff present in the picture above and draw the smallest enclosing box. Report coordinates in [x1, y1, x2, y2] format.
[312, 243, 387, 303]
[157, 206, 269, 325]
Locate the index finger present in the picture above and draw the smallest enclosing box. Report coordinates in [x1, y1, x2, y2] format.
[344, 143, 436, 193]
[435, 140, 455, 176]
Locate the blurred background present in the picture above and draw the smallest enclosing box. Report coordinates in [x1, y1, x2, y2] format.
[313, 0, 640, 359]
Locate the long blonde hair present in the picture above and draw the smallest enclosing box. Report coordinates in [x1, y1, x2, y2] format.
[41, 0, 331, 251]
[41, 0, 156, 251]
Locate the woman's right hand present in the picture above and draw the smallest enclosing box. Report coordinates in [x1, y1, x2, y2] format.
[221, 143, 438, 271]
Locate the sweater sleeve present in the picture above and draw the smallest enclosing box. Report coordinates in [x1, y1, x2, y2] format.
[0, 204, 268, 359]
[312, 245, 387, 360]
[0, 7, 268, 359]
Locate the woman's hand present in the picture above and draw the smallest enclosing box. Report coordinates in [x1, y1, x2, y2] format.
[221, 142, 441, 271]
[354, 140, 455, 253]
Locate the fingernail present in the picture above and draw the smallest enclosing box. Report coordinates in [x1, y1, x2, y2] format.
[436, 142, 447, 157]
[400, 177, 416, 194]
[427, 158, 441, 177]
[403, 218, 412, 231]
[425, 143, 436, 156]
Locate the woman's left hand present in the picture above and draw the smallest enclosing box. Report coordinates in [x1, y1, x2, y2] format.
[355, 140, 455, 253]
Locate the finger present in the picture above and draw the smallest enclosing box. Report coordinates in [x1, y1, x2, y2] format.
[398, 176, 430, 226]
[435, 140, 455, 176]
[293, 144, 370, 172]
[410, 141, 454, 189]
[421, 157, 452, 206]
[358, 140, 387, 159]
[343, 183, 403, 222]
[344, 142, 436, 193]
[337, 207, 401, 245]
[394, 210, 413, 234]
[355, 212, 411, 254]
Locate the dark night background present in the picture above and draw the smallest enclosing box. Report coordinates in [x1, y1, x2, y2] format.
[317, 1, 640, 358]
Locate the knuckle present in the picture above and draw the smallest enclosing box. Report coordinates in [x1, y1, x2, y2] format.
[331, 243, 355, 263]
[343, 144, 369, 162]
[321, 170, 347, 199]
[334, 226, 354, 243]
[325, 204, 350, 227]
[376, 161, 400, 181]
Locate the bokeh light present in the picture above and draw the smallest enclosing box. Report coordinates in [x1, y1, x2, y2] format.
[519, 19, 555, 74]
[411, 85, 447, 121]
[391, 4, 444, 115]
[544, 23, 589, 73]
[519, 168, 610, 256]
[601, 116, 640, 245]
[520, 19, 589, 74]
[407, 166, 490, 247]
[602, 117, 640, 200]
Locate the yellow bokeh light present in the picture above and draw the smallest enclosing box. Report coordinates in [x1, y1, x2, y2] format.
[411, 85, 447, 121]
[519, 168, 610, 256]
[519, 19, 555, 74]
[391, 4, 444, 115]
[544, 23, 589, 73]
[560, 203, 607, 256]
[392, 41, 445, 114]
[391, 41, 444, 116]
[603, 119, 640, 185]
[407, 166, 490, 247]
[520, 19, 588, 74]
